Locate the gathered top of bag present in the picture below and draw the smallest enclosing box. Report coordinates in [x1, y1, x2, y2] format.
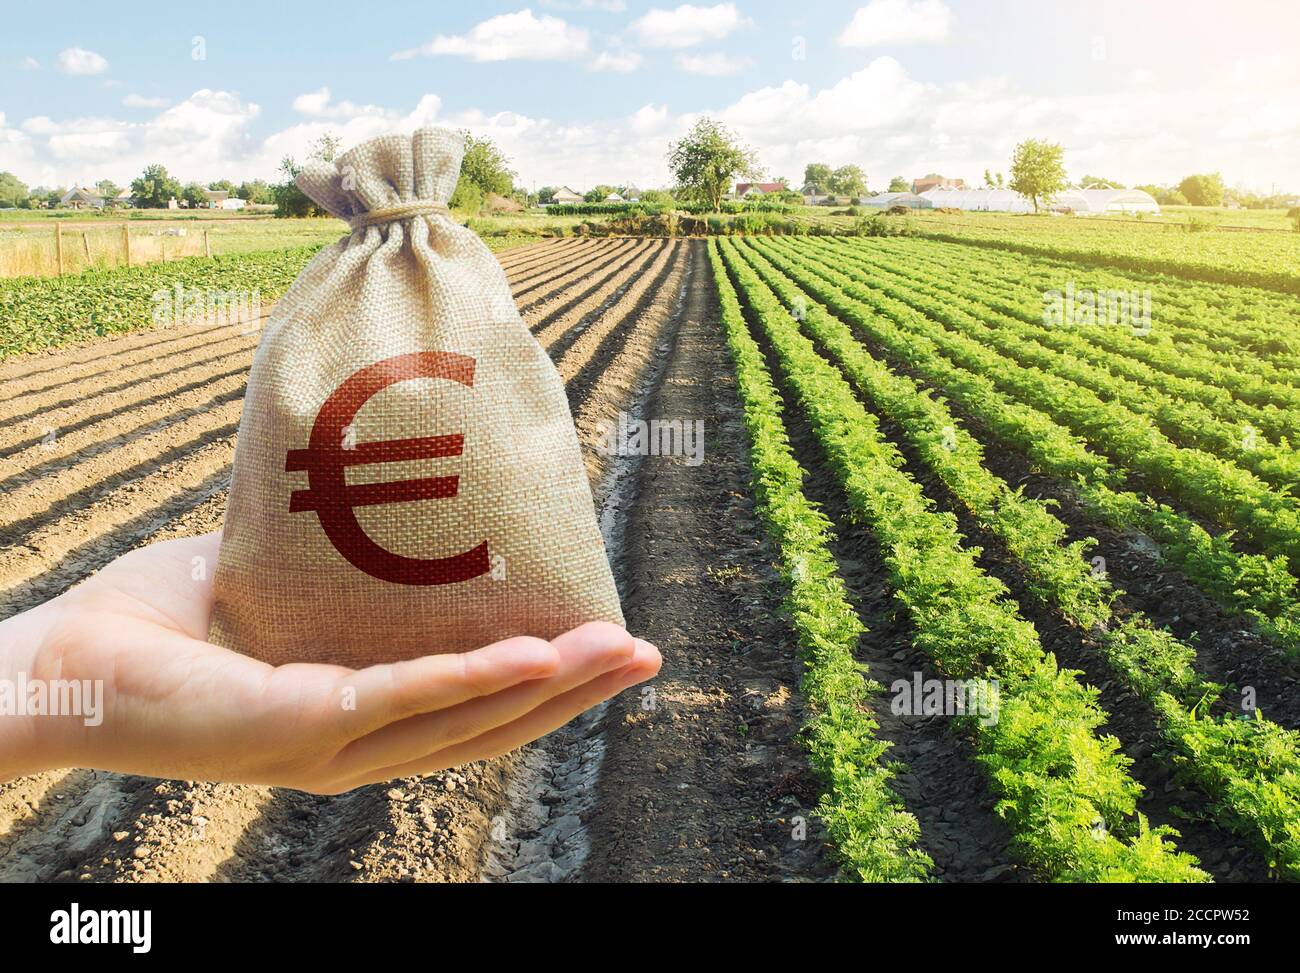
[296, 127, 464, 229]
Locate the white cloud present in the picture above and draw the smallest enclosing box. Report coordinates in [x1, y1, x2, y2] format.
[3, 52, 1298, 198]
[628, 3, 753, 48]
[291, 86, 388, 119]
[839, 0, 953, 48]
[630, 103, 672, 135]
[21, 57, 40, 70]
[123, 94, 169, 109]
[391, 10, 589, 62]
[592, 48, 643, 72]
[56, 47, 109, 76]
[676, 52, 753, 76]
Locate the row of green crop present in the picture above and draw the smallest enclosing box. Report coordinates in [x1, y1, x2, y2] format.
[762, 236, 1300, 570]
[733, 237, 1300, 879]
[910, 224, 1300, 296]
[862, 236, 1300, 404]
[707, 240, 933, 882]
[847, 235, 1300, 411]
[863, 238, 1300, 382]
[0, 245, 324, 359]
[745, 235, 1300, 660]
[906, 229, 1300, 330]
[543, 200, 797, 217]
[818, 237, 1300, 482]
[716, 237, 1207, 882]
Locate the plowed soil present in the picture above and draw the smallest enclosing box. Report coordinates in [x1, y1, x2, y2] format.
[0, 238, 833, 883]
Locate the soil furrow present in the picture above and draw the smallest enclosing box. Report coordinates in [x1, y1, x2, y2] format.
[529, 243, 663, 355]
[512, 240, 635, 306]
[0, 448, 234, 618]
[577, 241, 839, 882]
[0, 320, 260, 404]
[0, 397, 242, 544]
[533, 243, 670, 364]
[522, 241, 656, 335]
[555, 243, 684, 422]
[0, 373, 246, 493]
[0, 333, 257, 444]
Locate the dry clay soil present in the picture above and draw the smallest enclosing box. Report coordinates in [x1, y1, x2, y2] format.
[0, 237, 837, 883]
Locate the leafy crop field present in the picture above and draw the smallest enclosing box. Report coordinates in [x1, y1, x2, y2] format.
[902, 210, 1300, 294]
[713, 234, 1300, 882]
[1, 227, 1297, 883]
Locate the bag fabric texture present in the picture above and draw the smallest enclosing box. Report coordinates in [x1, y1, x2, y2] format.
[209, 127, 623, 667]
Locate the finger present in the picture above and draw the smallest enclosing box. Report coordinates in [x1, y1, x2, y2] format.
[328, 624, 637, 777]
[337, 639, 660, 790]
[338, 636, 562, 737]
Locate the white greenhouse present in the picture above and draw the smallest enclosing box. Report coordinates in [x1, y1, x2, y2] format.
[862, 191, 933, 210]
[919, 186, 1159, 215]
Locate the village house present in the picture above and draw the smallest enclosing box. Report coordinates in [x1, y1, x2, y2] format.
[59, 186, 107, 209]
[201, 189, 246, 210]
[549, 186, 584, 205]
[912, 175, 966, 194]
[734, 181, 786, 199]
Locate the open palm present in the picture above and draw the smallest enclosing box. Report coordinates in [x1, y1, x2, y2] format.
[4, 532, 658, 793]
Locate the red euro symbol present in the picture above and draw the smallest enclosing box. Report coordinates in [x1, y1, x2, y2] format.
[285, 351, 489, 585]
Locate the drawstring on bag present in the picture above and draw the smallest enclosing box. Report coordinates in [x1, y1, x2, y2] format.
[348, 200, 450, 231]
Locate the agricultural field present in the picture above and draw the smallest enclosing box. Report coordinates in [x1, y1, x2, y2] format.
[0, 210, 592, 279]
[901, 209, 1300, 294]
[0, 216, 346, 278]
[0, 224, 1298, 883]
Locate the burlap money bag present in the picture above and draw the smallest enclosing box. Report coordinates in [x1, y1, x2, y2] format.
[208, 127, 623, 667]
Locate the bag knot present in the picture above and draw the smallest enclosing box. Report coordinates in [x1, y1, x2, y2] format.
[348, 200, 451, 231]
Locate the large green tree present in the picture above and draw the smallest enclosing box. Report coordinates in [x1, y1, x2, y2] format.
[0, 171, 28, 207]
[272, 134, 344, 217]
[460, 132, 515, 197]
[1078, 174, 1126, 189]
[131, 164, 183, 208]
[829, 164, 867, 197]
[803, 163, 833, 190]
[1008, 139, 1067, 212]
[181, 182, 209, 208]
[236, 179, 273, 203]
[888, 176, 909, 193]
[667, 118, 760, 213]
[1177, 172, 1226, 207]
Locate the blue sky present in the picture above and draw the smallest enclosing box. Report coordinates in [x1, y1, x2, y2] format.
[3, 0, 1297, 192]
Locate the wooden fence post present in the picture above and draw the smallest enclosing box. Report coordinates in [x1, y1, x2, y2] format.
[204, 229, 211, 258]
[82, 231, 91, 268]
[122, 224, 131, 267]
[55, 223, 64, 276]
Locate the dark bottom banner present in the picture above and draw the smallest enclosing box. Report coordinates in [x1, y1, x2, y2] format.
[0, 880, 1285, 959]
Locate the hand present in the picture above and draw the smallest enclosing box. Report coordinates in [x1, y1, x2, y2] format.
[0, 532, 659, 794]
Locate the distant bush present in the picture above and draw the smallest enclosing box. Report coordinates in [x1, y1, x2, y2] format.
[544, 202, 667, 216]
[852, 213, 913, 237]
